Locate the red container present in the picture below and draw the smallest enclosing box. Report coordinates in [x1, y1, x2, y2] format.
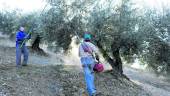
[93, 63, 104, 72]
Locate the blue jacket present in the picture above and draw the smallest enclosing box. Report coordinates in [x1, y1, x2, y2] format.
[16, 31, 31, 45]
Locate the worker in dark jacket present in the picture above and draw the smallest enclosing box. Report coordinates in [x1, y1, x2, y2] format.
[16, 27, 31, 68]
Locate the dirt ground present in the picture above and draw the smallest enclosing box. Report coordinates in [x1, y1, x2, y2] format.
[0, 64, 150, 96]
[0, 44, 150, 96]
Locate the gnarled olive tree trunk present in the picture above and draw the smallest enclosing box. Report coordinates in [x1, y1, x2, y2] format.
[32, 35, 41, 50]
[95, 39, 123, 75]
[31, 35, 47, 56]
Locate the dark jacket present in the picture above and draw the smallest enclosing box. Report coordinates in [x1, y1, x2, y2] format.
[16, 31, 30, 45]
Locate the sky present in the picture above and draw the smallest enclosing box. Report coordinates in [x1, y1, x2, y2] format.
[0, 0, 47, 13]
[133, 0, 170, 10]
[0, 0, 169, 13]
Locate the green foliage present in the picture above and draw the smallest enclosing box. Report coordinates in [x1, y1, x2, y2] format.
[1, 0, 170, 74]
[0, 11, 17, 34]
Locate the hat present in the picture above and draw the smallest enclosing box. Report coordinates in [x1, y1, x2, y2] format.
[84, 33, 91, 40]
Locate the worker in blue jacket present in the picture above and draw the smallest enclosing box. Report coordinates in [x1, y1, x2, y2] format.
[16, 27, 31, 68]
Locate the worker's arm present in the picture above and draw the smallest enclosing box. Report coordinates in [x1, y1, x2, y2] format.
[90, 43, 100, 61]
[24, 33, 31, 39]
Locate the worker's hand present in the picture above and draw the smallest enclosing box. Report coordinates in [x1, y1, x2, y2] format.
[24, 35, 30, 39]
[95, 54, 99, 61]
